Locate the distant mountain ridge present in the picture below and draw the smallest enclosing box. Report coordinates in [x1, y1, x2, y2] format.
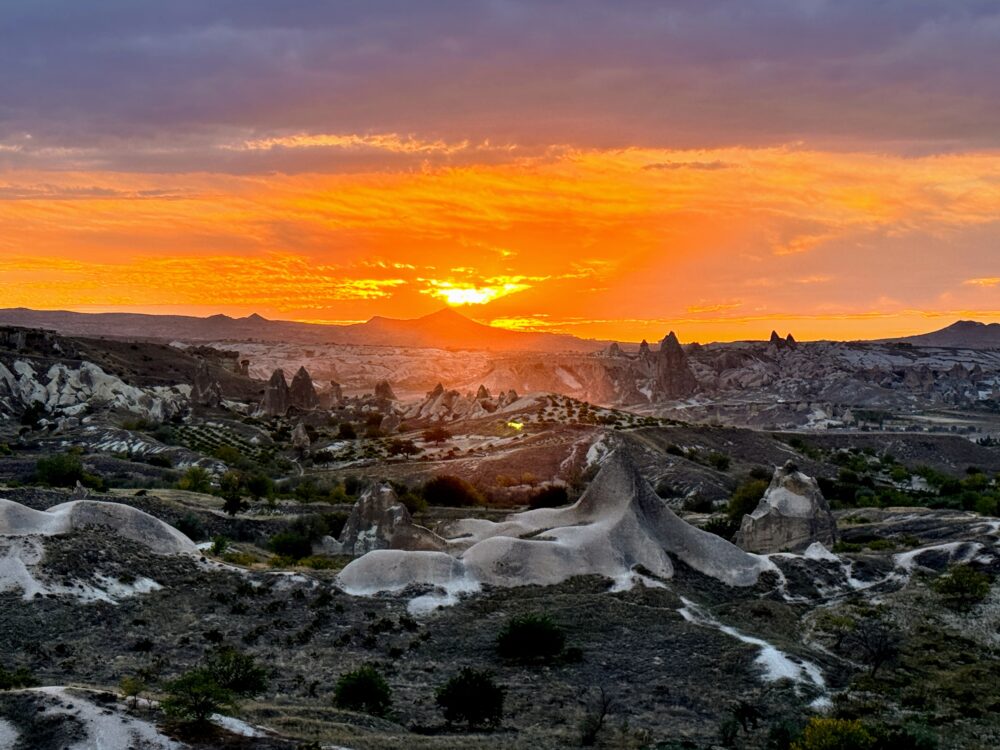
[885, 320, 1000, 349]
[0, 307, 608, 353]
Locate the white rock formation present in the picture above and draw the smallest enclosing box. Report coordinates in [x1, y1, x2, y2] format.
[0, 360, 189, 421]
[735, 462, 838, 553]
[0, 498, 198, 555]
[338, 450, 772, 597]
[324, 484, 446, 556]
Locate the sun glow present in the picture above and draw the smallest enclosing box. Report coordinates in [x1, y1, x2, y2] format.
[421, 280, 532, 306]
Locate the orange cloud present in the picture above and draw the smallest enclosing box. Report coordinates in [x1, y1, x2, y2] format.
[3, 144, 1000, 340]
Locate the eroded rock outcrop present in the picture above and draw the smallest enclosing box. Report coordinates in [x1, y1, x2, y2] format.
[259, 369, 289, 416]
[0, 360, 189, 422]
[339, 449, 772, 596]
[289, 366, 319, 410]
[324, 484, 446, 556]
[735, 462, 837, 553]
[0, 498, 198, 555]
[374, 380, 397, 401]
[655, 331, 698, 399]
[192, 360, 223, 407]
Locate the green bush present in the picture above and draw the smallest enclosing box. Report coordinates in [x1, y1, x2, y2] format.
[205, 648, 268, 697]
[178, 465, 212, 493]
[210, 535, 230, 555]
[423, 475, 484, 507]
[497, 614, 566, 662]
[267, 531, 313, 561]
[174, 513, 207, 542]
[933, 565, 991, 610]
[333, 664, 391, 716]
[791, 718, 874, 750]
[436, 668, 504, 729]
[727, 479, 768, 521]
[0, 664, 38, 690]
[708, 451, 731, 471]
[35, 453, 101, 489]
[162, 668, 236, 726]
[245, 473, 273, 502]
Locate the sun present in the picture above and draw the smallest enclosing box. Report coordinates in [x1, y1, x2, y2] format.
[422, 280, 531, 306]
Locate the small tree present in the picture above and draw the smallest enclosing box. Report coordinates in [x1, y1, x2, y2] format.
[933, 564, 991, 611]
[206, 648, 268, 698]
[422, 426, 452, 444]
[436, 668, 504, 729]
[162, 668, 236, 726]
[842, 616, 899, 678]
[497, 614, 566, 662]
[119, 675, 146, 708]
[387, 439, 420, 458]
[245, 474, 273, 503]
[178, 466, 212, 494]
[218, 471, 245, 516]
[333, 664, 391, 717]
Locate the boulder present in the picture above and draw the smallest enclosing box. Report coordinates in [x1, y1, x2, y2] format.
[259, 369, 289, 416]
[735, 462, 837, 553]
[289, 366, 319, 410]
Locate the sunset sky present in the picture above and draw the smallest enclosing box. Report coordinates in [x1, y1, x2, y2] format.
[2, 1, 1000, 342]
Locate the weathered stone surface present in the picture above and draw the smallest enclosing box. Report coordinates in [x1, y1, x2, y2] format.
[192, 360, 223, 407]
[289, 366, 319, 410]
[374, 380, 397, 401]
[655, 331, 698, 399]
[324, 484, 445, 556]
[291, 423, 312, 451]
[259, 368, 289, 416]
[340, 449, 772, 592]
[736, 462, 837, 553]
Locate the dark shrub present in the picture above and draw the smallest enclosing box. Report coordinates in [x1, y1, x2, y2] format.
[35, 453, 85, 488]
[497, 614, 566, 662]
[0, 664, 38, 690]
[682, 494, 714, 513]
[436, 668, 504, 729]
[703, 516, 739, 540]
[527, 485, 569, 510]
[422, 426, 452, 444]
[175, 513, 207, 542]
[162, 668, 235, 725]
[206, 648, 268, 697]
[708, 452, 731, 471]
[267, 531, 313, 561]
[333, 664, 391, 716]
[337, 422, 357, 440]
[423, 475, 484, 507]
[933, 565, 991, 610]
[727, 479, 768, 521]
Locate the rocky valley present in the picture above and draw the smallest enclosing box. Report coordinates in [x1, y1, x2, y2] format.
[0, 313, 998, 749]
